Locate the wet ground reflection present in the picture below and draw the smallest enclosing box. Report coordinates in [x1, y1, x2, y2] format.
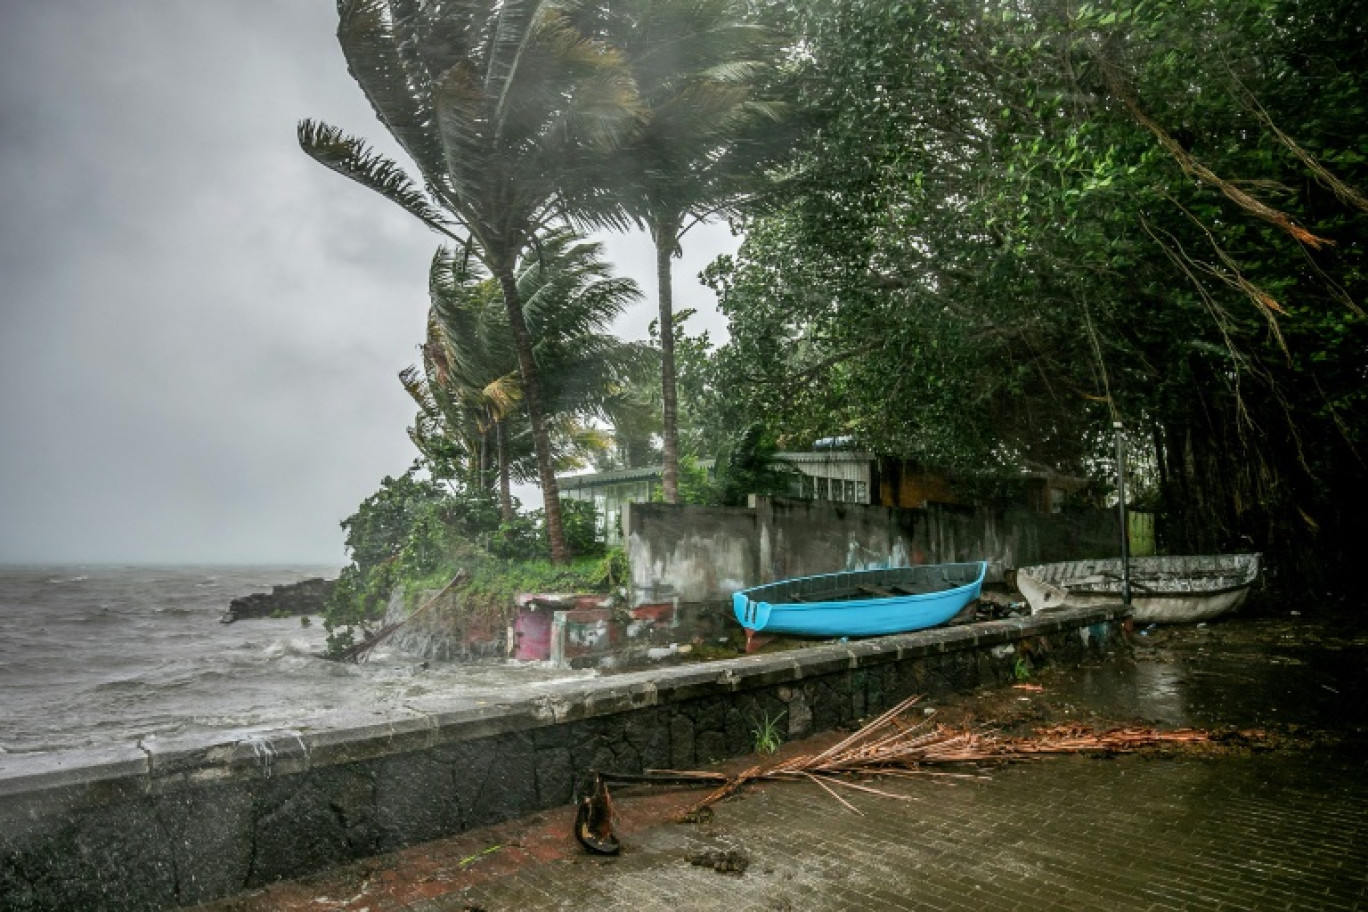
[1037, 608, 1368, 740]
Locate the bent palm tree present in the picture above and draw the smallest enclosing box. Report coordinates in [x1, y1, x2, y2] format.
[402, 255, 518, 506]
[300, 0, 641, 562]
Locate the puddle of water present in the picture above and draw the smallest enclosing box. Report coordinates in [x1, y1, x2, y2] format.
[1040, 613, 1368, 738]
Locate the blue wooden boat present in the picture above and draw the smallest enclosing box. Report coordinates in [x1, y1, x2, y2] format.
[732, 562, 988, 649]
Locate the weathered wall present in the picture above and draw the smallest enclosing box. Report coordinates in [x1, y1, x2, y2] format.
[0, 607, 1125, 912]
[623, 503, 762, 605]
[624, 497, 1118, 607]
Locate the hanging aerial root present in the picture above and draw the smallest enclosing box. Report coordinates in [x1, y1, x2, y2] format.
[1097, 56, 1333, 250]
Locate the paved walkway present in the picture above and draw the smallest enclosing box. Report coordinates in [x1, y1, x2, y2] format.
[196, 613, 1368, 912]
[435, 748, 1367, 911]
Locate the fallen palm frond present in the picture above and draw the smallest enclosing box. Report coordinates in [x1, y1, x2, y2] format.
[583, 693, 1264, 838]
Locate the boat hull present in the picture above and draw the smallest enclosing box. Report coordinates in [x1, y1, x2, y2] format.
[732, 562, 988, 638]
[1017, 554, 1260, 624]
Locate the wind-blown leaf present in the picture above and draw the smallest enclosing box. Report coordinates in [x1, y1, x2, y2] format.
[297, 120, 461, 237]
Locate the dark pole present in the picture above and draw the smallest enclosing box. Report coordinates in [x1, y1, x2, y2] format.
[1114, 420, 1132, 607]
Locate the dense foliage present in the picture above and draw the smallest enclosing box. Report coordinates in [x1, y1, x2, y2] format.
[403, 228, 651, 519]
[702, 0, 1366, 589]
[310, 0, 1365, 603]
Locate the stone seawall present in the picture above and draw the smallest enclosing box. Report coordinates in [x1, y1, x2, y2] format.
[0, 606, 1127, 911]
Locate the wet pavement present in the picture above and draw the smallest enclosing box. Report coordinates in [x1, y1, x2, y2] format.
[192, 608, 1368, 912]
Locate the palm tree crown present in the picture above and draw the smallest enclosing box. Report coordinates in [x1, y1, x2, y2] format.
[591, 0, 785, 502]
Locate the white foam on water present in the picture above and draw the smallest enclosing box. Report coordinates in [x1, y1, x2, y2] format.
[0, 564, 599, 753]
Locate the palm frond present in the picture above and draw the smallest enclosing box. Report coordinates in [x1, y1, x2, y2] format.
[336, 0, 448, 182]
[486, 0, 546, 139]
[482, 372, 524, 418]
[298, 120, 461, 238]
[398, 363, 438, 416]
[432, 61, 494, 207]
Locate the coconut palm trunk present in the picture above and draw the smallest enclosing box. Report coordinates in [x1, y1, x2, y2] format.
[587, 0, 783, 504]
[495, 418, 514, 523]
[655, 214, 682, 503]
[496, 267, 567, 563]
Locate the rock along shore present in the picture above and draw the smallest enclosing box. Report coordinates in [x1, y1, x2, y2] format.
[220, 577, 335, 623]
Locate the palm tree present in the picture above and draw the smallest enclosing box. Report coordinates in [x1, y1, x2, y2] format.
[401, 254, 518, 506]
[300, 0, 641, 562]
[592, 0, 784, 503]
[407, 228, 648, 524]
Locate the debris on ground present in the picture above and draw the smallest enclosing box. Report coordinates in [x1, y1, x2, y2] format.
[581, 692, 1268, 850]
[685, 848, 750, 874]
[573, 774, 621, 856]
[334, 569, 470, 663]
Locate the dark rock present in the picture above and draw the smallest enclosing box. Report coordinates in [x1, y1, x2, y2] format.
[222, 578, 335, 623]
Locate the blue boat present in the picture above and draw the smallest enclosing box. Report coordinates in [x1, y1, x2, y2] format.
[732, 561, 988, 649]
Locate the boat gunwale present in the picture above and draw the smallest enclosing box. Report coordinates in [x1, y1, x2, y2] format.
[1017, 553, 1260, 623]
[1062, 580, 1254, 600]
[1019, 555, 1258, 588]
[735, 561, 988, 615]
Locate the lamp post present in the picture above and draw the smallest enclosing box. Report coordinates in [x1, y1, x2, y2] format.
[1114, 420, 1132, 607]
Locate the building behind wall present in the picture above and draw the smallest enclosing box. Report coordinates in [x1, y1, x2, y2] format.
[560, 451, 1089, 545]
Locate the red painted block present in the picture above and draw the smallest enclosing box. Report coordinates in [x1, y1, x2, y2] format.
[629, 602, 675, 623]
[557, 608, 620, 660]
[512, 608, 553, 661]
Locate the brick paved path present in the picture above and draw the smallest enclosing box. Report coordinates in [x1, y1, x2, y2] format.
[424, 747, 1367, 912]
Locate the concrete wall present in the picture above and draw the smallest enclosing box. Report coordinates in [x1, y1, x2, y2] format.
[0, 606, 1126, 912]
[623, 502, 762, 605]
[624, 497, 1118, 607]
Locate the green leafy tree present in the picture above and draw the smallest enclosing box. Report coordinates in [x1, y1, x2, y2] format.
[323, 466, 474, 655]
[717, 0, 1366, 587]
[713, 422, 796, 506]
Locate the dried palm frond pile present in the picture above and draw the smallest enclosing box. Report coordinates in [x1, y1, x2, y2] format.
[580, 693, 1261, 846]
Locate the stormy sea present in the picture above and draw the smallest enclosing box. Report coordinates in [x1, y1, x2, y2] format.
[0, 565, 593, 756]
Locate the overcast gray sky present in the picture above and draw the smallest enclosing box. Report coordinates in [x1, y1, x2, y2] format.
[0, 1, 737, 566]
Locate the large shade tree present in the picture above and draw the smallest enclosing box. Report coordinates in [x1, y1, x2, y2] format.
[300, 0, 642, 562]
[712, 0, 1367, 588]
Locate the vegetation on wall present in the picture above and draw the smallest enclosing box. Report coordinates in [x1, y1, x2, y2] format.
[321, 465, 612, 658]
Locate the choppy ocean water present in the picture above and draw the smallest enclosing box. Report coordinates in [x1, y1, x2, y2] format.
[0, 565, 594, 755]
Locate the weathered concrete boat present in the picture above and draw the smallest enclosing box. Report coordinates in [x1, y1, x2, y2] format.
[1017, 553, 1260, 624]
[732, 561, 988, 649]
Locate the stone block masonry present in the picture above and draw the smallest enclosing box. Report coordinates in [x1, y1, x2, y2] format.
[0, 606, 1125, 912]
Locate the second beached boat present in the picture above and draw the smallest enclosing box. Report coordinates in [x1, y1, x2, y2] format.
[1016, 553, 1260, 624]
[732, 561, 988, 649]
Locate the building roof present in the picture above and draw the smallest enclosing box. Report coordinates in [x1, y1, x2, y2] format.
[557, 460, 717, 491]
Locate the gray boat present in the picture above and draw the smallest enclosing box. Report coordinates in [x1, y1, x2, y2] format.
[1016, 553, 1260, 624]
